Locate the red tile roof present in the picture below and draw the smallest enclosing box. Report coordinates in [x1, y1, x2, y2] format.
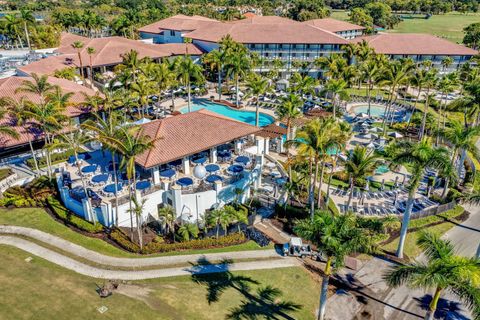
[135, 109, 261, 168]
[242, 12, 257, 19]
[138, 14, 218, 34]
[17, 54, 78, 76]
[57, 35, 171, 67]
[153, 43, 204, 55]
[231, 15, 298, 25]
[0, 76, 97, 148]
[303, 18, 365, 33]
[351, 33, 478, 56]
[185, 20, 348, 44]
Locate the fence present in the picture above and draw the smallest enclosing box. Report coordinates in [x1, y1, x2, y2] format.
[0, 172, 18, 193]
[407, 201, 456, 220]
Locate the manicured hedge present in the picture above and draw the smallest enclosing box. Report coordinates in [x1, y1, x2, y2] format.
[109, 228, 141, 252]
[142, 232, 246, 254]
[47, 197, 104, 233]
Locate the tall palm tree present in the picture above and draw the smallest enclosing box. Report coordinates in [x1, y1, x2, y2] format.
[19, 9, 35, 50]
[81, 112, 123, 225]
[343, 146, 380, 211]
[295, 211, 377, 320]
[158, 205, 176, 242]
[71, 41, 85, 81]
[225, 50, 250, 108]
[384, 231, 480, 320]
[206, 207, 233, 238]
[359, 59, 381, 116]
[127, 196, 147, 249]
[16, 73, 54, 104]
[418, 68, 438, 140]
[86, 47, 96, 88]
[130, 76, 155, 118]
[449, 78, 480, 127]
[176, 56, 204, 112]
[386, 139, 452, 258]
[275, 94, 303, 140]
[245, 74, 269, 127]
[4, 14, 23, 48]
[105, 125, 155, 240]
[441, 56, 454, 72]
[322, 79, 349, 119]
[439, 120, 480, 196]
[202, 49, 225, 100]
[435, 72, 459, 144]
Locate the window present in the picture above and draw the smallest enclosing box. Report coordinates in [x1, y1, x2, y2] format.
[169, 30, 175, 36]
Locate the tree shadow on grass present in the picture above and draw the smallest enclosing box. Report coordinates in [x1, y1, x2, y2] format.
[414, 294, 469, 320]
[187, 257, 302, 319]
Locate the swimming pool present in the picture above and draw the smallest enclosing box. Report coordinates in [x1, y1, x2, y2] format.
[375, 164, 390, 175]
[352, 105, 387, 117]
[181, 101, 275, 127]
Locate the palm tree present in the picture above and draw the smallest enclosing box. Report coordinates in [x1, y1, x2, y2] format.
[158, 205, 176, 242]
[343, 146, 380, 211]
[384, 231, 480, 320]
[294, 211, 377, 320]
[359, 59, 381, 116]
[16, 73, 54, 104]
[275, 94, 303, 140]
[81, 112, 123, 225]
[435, 72, 459, 144]
[441, 56, 454, 72]
[107, 126, 155, 240]
[386, 139, 452, 258]
[322, 79, 349, 119]
[202, 49, 225, 100]
[225, 50, 250, 108]
[449, 78, 480, 127]
[177, 223, 199, 242]
[245, 74, 269, 127]
[71, 41, 85, 81]
[439, 120, 480, 196]
[176, 56, 204, 112]
[86, 47, 96, 88]
[418, 69, 438, 140]
[206, 207, 233, 238]
[127, 196, 147, 249]
[0, 97, 37, 171]
[4, 14, 23, 48]
[19, 9, 35, 50]
[130, 76, 155, 118]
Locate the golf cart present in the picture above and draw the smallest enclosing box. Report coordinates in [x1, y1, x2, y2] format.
[283, 237, 314, 258]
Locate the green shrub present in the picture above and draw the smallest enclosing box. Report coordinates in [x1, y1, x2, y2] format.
[25, 149, 82, 169]
[408, 205, 464, 229]
[46, 197, 103, 233]
[1, 176, 56, 207]
[142, 233, 246, 254]
[109, 228, 140, 252]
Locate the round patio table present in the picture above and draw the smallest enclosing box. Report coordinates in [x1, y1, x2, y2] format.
[81, 165, 97, 174]
[235, 156, 250, 164]
[227, 164, 244, 174]
[206, 175, 223, 183]
[91, 174, 109, 183]
[104, 183, 122, 194]
[136, 180, 151, 190]
[177, 177, 193, 187]
[205, 164, 220, 173]
[160, 169, 176, 178]
[191, 157, 207, 164]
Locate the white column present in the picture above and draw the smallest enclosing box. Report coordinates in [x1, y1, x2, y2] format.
[276, 138, 284, 153]
[264, 137, 270, 155]
[234, 139, 242, 154]
[171, 185, 183, 219]
[210, 147, 217, 163]
[182, 157, 190, 175]
[152, 167, 160, 185]
[256, 137, 263, 155]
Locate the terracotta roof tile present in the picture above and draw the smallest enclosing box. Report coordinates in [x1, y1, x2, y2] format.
[303, 18, 365, 33]
[138, 14, 218, 34]
[135, 109, 261, 168]
[351, 33, 478, 56]
[17, 54, 78, 76]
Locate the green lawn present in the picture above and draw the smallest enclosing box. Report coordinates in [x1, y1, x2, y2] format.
[0, 245, 320, 320]
[0, 207, 270, 258]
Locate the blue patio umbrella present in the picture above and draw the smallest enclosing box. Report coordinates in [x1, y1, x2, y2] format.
[235, 156, 250, 164]
[159, 169, 176, 178]
[81, 165, 97, 173]
[227, 164, 244, 174]
[177, 177, 193, 187]
[104, 183, 123, 194]
[136, 180, 151, 190]
[77, 153, 87, 160]
[206, 174, 223, 183]
[191, 157, 207, 164]
[67, 155, 76, 164]
[107, 163, 119, 172]
[205, 164, 220, 173]
[91, 174, 109, 183]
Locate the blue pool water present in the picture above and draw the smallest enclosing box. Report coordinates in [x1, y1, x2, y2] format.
[375, 164, 390, 175]
[353, 105, 387, 117]
[181, 101, 275, 127]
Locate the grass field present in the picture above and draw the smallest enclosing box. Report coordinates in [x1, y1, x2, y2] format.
[0, 207, 270, 258]
[330, 11, 479, 43]
[0, 245, 320, 320]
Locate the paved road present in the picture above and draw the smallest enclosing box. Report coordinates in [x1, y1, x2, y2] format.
[443, 204, 480, 257]
[0, 225, 282, 267]
[0, 236, 299, 280]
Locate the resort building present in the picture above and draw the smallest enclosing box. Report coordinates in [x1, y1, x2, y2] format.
[56, 109, 277, 227]
[302, 18, 366, 39]
[351, 33, 478, 72]
[0, 75, 97, 156]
